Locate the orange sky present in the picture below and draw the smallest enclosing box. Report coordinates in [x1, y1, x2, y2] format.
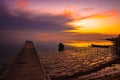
[1, 0, 120, 45]
[7, 0, 120, 34]
[64, 9, 120, 34]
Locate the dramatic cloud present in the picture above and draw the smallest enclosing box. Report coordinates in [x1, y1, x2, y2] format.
[0, 1, 73, 33]
[0, 1, 75, 43]
[64, 9, 119, 33]
[91, 10, 118, 18]
[0, 0, 119, 44]
[73, 10, 118, 21]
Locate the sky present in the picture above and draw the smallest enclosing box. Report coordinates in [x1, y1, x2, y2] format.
[0, 0, 120, 46]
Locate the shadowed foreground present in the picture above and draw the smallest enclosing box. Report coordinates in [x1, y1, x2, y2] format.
[0, 41, 50, 80]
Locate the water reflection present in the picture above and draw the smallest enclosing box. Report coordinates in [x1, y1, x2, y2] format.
[39, 47, 114, 78]
[65, 41, 113, 47]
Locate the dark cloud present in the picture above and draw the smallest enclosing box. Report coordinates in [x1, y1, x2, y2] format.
[0, 1, 72, 32]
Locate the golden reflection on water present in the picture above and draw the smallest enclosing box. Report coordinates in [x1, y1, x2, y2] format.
[65, 41, 113, 47]
[40, 46, 113, 77]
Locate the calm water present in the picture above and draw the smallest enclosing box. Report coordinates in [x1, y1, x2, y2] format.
[0, 42, 57, 63]
[0, 43, 22, 63]
[65, 40, 113, 47]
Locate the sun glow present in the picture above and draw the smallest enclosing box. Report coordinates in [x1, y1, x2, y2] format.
[76, 19, 99, 29]
[65, 41, 113, 47]
[65, 15, 120, 34]
[67, 18, 100, 30]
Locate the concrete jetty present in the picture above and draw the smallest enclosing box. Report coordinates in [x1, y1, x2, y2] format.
[0, 41, 50, 80]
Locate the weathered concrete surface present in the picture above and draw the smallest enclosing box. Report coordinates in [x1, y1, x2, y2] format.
[0, 41, 50, 80]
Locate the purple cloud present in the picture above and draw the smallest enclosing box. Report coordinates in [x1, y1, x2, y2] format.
[0, 1, 73, 33]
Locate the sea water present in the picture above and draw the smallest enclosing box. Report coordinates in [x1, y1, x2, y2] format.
[0, 41, 114, 79]
[38, 46, 114, 79]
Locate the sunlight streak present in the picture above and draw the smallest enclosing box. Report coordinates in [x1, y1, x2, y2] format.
[65, 41, 113, 47]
